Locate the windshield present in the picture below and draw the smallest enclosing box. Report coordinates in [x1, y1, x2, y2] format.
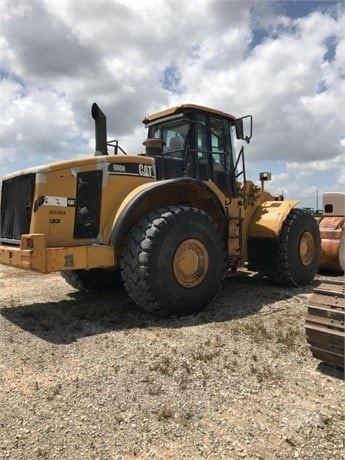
[148, 121, 190, 156]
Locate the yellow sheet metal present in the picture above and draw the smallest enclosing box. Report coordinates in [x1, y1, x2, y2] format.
[0, 234, 115, 273]
[248, 200, 299, 238]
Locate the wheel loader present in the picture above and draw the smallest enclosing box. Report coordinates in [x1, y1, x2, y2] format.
[0, 103, 321, 316]
[305, 192, 345, 369]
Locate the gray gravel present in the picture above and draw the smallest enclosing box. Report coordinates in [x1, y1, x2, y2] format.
[0, 265, 344, 459]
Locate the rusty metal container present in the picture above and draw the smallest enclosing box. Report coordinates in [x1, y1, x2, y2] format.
[318, 216, 345, 272]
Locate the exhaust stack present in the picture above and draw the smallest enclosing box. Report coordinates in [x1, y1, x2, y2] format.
[91, 103, 108, 156]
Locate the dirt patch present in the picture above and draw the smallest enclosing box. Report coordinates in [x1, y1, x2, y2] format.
[0, 266, 344, 459]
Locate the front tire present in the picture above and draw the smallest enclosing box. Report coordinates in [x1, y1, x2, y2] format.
[120, 206, 226, 316]
[274, 209, 321, 286]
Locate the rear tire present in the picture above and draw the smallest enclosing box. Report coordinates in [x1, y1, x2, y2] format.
[274, 209, 321, 286]
[120, 206, 226, 316]
[61, 268, 123, 292]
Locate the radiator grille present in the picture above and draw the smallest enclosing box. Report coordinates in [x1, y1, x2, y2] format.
[0, 173, 35, 242]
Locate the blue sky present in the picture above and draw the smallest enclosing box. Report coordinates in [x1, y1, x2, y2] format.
[0, 0, 344, 210]
[282, 0, 336, 17]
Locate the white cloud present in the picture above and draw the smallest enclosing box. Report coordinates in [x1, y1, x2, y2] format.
[287, 155, 344, 180]
[0, 0, 344, 208]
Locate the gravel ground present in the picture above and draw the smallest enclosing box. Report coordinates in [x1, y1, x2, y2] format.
[0, 265, 344, 460]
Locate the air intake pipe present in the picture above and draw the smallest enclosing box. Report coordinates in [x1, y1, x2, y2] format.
[91, 103, 108, 156]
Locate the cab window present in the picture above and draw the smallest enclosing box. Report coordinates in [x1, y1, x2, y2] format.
[149, 122, 189, 156]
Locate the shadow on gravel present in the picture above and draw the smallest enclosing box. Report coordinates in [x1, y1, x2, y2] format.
[316, 362, 344, 381]
[1, 272, 316, 344]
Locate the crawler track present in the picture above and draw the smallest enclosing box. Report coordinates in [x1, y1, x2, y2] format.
[305, 279, 345, 369]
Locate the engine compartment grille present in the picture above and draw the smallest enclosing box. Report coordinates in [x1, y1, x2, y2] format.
[0, 173, 35, 242]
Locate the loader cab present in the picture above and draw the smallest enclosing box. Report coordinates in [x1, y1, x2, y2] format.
[143, 104, 251, 197]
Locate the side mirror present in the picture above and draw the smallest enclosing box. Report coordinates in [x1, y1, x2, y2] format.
[235, 115, 253, 144]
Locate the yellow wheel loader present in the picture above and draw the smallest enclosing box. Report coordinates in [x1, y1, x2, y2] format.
[0, 103, 321, 316]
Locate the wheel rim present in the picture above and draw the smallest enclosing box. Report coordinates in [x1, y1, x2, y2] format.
[173, 239, 209, 288]
[299, 231, 315, 266]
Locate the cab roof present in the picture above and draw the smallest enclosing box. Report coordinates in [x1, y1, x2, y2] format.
[143, 103, 236, 124]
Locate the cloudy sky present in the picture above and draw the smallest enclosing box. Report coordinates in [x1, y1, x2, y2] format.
[1, 0, 344, 209]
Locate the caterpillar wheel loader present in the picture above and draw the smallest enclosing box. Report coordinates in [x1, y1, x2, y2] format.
[305, 192, 345, 369]
[0, 103, 321, 316]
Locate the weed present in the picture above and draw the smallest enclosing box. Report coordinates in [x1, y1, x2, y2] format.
[223, 356, 239, 372]
[149, 356, 176, 376]
[178, 410, 193, 426]
[178, 372, 189, 390]
[275, 325, 300, 350]
[46, 383, 62, 401]
[285, 437, 296, 447]
[235, 319, 275, 343]
[114, 413, 125, 424]
[250, 361, 282, 383]
[191, 346, 220, 362]
[35, 447, 49, 458]
[157, 406, 174, 421]
[148, 384, 163, 396]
